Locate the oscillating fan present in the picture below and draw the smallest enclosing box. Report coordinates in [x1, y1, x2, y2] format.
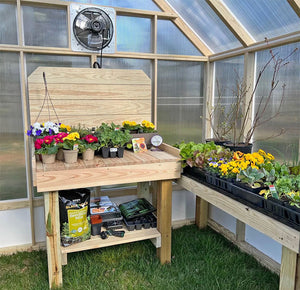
[70, 4, 115, 53]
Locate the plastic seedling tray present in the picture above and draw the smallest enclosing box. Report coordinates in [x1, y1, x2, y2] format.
[119, 198, 156, 220]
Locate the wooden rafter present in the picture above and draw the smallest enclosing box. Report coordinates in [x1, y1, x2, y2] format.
[153, 0, 213, 56]
[288, 0, 300, 18]
[206, 0, 254, 47]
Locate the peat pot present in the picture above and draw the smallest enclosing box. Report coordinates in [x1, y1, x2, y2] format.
[63, 149, 78, 164]
[82, 148, 95, 161]
[41, 153, 56, 164]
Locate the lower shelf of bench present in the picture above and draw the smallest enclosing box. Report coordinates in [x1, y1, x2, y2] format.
[61, 227, 161, 255]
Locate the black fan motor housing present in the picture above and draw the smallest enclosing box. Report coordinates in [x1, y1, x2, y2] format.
[73, 7, 114, 51]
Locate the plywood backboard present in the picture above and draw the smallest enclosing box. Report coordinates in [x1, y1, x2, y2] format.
[27, 67, 152, 127]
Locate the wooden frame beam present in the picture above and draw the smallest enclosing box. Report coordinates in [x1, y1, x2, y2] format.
[152, 0, 213, 56]
[288, 0, 300, 18]
[206, 0, 254, 47]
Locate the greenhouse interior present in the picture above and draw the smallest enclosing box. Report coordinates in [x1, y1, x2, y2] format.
[0, 0, 300, 289]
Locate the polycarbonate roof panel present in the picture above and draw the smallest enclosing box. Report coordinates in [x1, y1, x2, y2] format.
[63, 0, 161, 11]
[222, 0, 300, 41]
[166, 0, 241, 53]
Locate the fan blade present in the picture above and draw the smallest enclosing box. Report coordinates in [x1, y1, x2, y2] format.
[88, 33, 103, 48]
[75, 13, 90, 30]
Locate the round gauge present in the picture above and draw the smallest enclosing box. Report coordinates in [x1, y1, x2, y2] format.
[151, 135, 163, 147]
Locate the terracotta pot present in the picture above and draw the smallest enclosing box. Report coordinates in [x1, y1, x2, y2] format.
[63, 149, 78, 164]
[82, 148, 95, 161]
[56, 148, 64, 161]
[41, 153, 56, 164]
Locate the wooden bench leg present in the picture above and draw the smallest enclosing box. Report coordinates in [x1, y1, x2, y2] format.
[156, 180, 172, 264]
[279, 246, 300, 290]
[235, 220, 245, 242]
[195, 196, 208, 229]
[44, 191, 62, 288]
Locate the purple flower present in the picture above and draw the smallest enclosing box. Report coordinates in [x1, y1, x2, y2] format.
[27, 130, 32, 136]
[36, 129, 42, 136]
[49, 128, 53, 135]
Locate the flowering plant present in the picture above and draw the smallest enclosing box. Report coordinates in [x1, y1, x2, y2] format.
[62, 132, 80, 150]
[27, 122, 72, 137]
[78, 135, 99, 152]
[141, 120, 156, 133]
[27, 121, 60, 137]
[122, 121, 141, 132]
[34, 135, 58, 155]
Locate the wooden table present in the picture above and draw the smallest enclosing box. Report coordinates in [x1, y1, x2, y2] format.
[35, 144, 181, 288]
[177, 175, 300, 290]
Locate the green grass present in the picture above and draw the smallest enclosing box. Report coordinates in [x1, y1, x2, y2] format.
[0, 226, 279, 290]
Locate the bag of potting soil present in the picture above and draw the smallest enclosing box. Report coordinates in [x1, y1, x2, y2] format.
[59, 188, 91, 247]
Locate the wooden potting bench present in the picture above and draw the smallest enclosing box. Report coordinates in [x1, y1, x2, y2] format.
[28, 67, 181, 288]
[177, 175, 300, 290]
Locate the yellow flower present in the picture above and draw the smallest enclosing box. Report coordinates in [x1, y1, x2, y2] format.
[266, 153, 274, 160]
[63, 132, 80, 141]
[258, 149, 266, 156]
[232, 168, 240, 174]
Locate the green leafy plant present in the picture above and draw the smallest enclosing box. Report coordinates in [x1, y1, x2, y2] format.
[110, 129, 131, 148]
[240, 167, 265, 188]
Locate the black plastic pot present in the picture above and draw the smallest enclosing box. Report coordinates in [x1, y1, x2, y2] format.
[233, 180, 265, 194]
[182, 167, 206, 182]
[205, 138, 230, 146]
[117, 147, 125, 158]
[224, 143, 253, 154]
[231, 184, 264, 208]
[101, 147, 109, 158]
[109, 147, 117, 158]
[91, 223, 102, 236]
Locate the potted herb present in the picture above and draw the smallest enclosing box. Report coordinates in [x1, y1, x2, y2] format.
[110, 129, 131, 158]
[62, 132, 80, 163]
[95, 123, 113, 158]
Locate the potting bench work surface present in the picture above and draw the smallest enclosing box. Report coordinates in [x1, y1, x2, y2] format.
[36, 144, 180, 288]
[177, 175, 300, 290]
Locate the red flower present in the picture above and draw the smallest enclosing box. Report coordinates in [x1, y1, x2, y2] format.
[43, 135, 54, 145]
[84, 135, 98, 143]
[34, 138, 44, 149]
[57, 132, 68, 139]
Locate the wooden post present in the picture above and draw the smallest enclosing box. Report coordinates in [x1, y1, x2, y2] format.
[137, 182, 151, 203]
[156, 180, 172, 264]
[279, 246, 300, 290]
[235, 219, 246, 242]
[195, 196, 209, 229]
[44, 191, 62, 288]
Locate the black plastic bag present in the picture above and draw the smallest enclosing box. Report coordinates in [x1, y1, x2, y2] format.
[59, 188, 91, 247]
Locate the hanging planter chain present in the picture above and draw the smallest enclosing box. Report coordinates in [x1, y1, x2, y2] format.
[34, 72, 60, 124]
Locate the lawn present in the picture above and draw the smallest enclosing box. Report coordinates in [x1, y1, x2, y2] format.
[0, 225, 279, 290]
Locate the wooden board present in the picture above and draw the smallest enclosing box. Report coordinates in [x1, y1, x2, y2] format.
[28, 67, 152, 127]
[61, 227, 161, 254]
[178, 176, 300, 253]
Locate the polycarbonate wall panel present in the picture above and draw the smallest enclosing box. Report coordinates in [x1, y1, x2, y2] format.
[62, 0, 161, 11]
[101, 58, 152, 79]
[213, 56, 244, 140]
[157, 20, 202, 56]
[157, 61, 204, 144]
[0, 3, 18, 45]
[25, 54, 90, 77]
[222, 0, 300, 42]
[166, 0, 241, 53]
[117, 16, 151, 53]
[0, 52, 27, 200]
[253, 43, 300, 163]
[22, 5, 68, 47]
